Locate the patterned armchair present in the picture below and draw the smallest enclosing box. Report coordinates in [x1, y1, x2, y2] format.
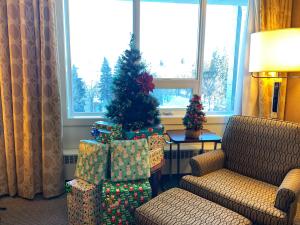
[180, 116, 300, 225]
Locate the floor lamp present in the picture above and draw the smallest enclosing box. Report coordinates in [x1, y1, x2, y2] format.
[249, 28, 300, 119]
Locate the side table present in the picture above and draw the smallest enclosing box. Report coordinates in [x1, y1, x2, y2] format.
[166, 129, 222, 178]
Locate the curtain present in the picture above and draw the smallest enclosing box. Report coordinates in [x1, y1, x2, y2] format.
[240, 0, 293, 119]
[236, 0, 260, 116]
[258, 0, 292, 119]
[0, 0, 64, 199]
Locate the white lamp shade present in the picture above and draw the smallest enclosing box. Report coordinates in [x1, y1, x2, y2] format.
[249, 28, 300, 72]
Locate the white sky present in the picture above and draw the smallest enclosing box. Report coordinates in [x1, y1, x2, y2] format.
[69, 0, 246, 84]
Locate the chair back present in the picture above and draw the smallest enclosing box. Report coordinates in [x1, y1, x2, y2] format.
[222, 116, 300, 186]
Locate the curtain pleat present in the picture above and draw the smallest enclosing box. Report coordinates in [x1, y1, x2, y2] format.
[0, 0, 63, 199]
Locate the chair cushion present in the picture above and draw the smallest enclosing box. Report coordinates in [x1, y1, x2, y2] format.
[181, 169, 287, 225]
[135, 188, 252, 225]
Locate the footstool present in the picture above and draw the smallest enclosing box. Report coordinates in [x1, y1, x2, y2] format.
[135, 188, 252, 225]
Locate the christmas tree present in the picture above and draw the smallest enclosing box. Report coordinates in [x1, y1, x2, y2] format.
[183, 95, 206, 130]
[106, 36, 160, 131]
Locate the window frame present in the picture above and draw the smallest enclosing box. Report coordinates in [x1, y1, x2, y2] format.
[57, 0, 248, 123]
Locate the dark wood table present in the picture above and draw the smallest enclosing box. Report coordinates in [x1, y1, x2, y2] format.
[166, 129, 222, 177]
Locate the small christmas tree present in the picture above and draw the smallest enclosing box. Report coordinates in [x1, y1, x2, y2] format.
[106, 36, 160, 130]
[183, 95, 206, 133]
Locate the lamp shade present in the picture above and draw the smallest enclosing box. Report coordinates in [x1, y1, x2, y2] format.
[249, 28, 300, 72]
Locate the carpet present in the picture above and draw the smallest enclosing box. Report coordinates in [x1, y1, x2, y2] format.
[0, 189, 299, 225]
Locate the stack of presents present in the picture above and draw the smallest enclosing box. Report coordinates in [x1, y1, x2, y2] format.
[66, 121, 165, 225]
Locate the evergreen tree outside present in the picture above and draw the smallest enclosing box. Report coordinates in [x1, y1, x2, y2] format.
[72, 65, 86, 112]
[106, 36, 160, 130]
[202, 51, 228, 111]
[99, 57, 113, 110]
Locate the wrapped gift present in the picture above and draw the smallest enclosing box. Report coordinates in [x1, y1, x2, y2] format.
[110, 139, 150, 182]
[148, 135, 165, 151]
[66, 179, 102, 225]
[75, 140, 109, 184]
[96, 121, 122, 139]
[101, 180, 151, 225]
[123, 124, 164, 140]
[149, 147, 164, 169]
[91, 121, 123, 143]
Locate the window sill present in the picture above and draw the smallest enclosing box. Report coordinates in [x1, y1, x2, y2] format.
[63, 114, 231, 127]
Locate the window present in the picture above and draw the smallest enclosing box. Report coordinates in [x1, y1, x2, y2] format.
[66, 0, 132, 115]
[64, 0, 248, 118]
[202, 0, 248, 114]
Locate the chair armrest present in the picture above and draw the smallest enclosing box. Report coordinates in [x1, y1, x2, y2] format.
[275, 169, 300, 212]
[190, 149, 225, 176]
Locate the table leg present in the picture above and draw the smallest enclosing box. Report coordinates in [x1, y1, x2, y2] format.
[199, 142, 204, 154]
[169, 143, 172, 180]
[214, 142, 217, 150]
[177, 144, 180, 176]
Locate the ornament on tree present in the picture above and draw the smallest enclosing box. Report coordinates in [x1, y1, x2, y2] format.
[136, 72, 155, 94]
[106, 35, 160, 130]
[183, 94, 206, 139]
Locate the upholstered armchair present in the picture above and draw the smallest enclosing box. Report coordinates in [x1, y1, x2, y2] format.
[180, 116, 300, 225]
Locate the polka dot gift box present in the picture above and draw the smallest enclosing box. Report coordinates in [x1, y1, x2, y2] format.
[101, 179, 151, 225]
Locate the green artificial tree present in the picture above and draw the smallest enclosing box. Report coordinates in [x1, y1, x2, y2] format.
[183, 94, 206, 138]
[106, 36, 160, 130]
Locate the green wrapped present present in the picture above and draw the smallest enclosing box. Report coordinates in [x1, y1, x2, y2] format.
[75, 140, 109, 184]
[123, 125, 164, 140]
[95, 121, 122, 139]
[110, 139, 150, 182]
[67, 179, 102, 225]
[95, 129, 113, 144]
[101, 180, 151, 225]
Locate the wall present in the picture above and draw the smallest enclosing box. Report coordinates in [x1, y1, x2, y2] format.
[285, 1, 300, 123]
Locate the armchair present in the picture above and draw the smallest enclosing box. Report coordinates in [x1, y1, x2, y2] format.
[181, 116, 300, 225]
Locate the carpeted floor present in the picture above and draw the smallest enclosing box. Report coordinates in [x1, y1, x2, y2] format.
[0, 184, 299, 225]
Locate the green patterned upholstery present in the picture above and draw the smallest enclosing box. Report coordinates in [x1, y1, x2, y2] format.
[222, 116, 300, 186]
[135, 188, 252, 225]
[181, 169, 287, 225]
[275, 169, 300, 212]
[181, 116, 300, 225]
[190, 149, 224, 176]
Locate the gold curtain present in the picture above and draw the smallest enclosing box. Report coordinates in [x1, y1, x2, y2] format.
[259, 0, 293, 119]
[0, 0, 64, 199]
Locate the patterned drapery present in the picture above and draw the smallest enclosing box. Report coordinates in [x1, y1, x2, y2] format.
[0, 0, 64, 199]
[258, 0, 293, 119]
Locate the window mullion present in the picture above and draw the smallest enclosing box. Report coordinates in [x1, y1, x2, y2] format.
[133, 0, 140, 49]
[196, 0, 207, 96]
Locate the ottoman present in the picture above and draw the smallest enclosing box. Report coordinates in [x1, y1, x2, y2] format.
[135, 188, 252, 225]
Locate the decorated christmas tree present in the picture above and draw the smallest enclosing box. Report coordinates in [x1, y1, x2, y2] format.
[183, 95, 206, 133]
[106, 36, 160, 131]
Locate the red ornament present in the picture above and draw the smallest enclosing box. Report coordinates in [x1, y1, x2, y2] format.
[140, 196, 144, 202]
[141, 134, 146, 138]
[111, 216, 116, 223]
[129, 187, 134, 192]
[138, 187, 143, 192]
[106, 188, 110, 194]
[148, 127, 154, 132]
[117, 210, 121, 216]
[136, 72, 155, 94]
[116, 189, 120, 195]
